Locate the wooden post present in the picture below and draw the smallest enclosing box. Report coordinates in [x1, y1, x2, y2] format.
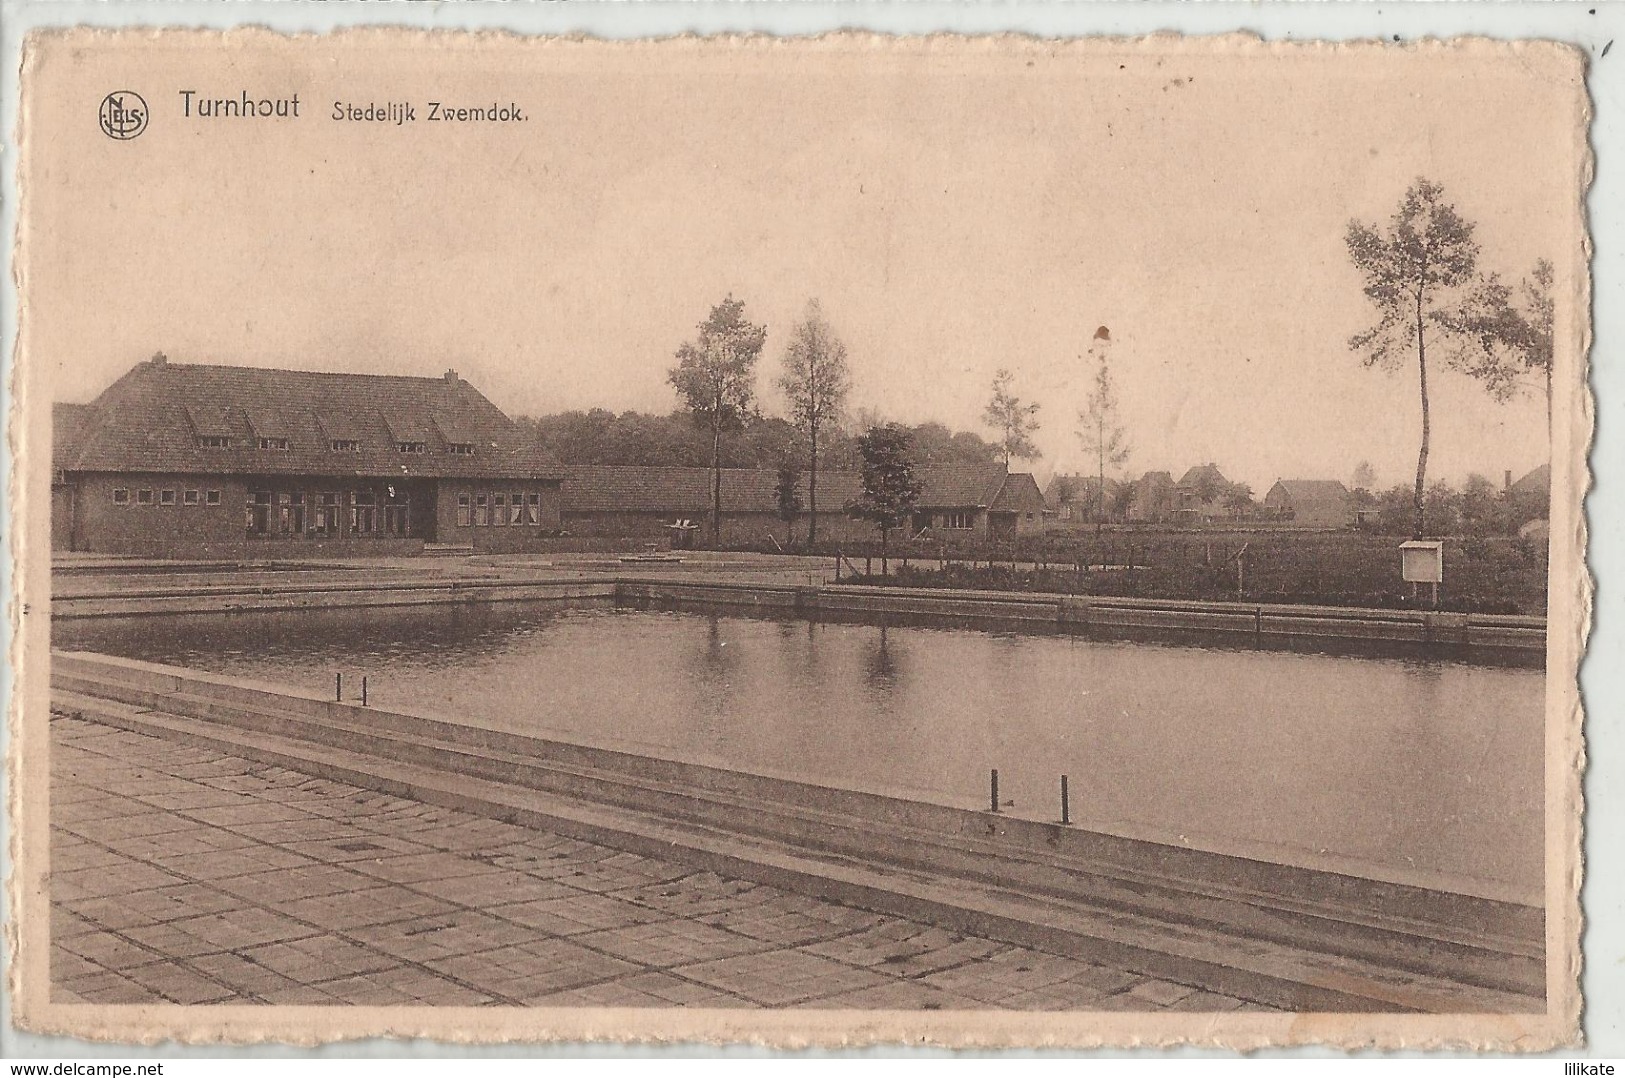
[362, 676, 368, 707]
[1060, 775, 1071, 826]
[990, 769, 1000, 813]
[335, 673, 342, 702]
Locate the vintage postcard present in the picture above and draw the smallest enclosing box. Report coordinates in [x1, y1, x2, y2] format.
[8, 28, 1590, 1050]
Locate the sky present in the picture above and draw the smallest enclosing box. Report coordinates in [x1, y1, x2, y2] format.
[25, 34, 1583, 494]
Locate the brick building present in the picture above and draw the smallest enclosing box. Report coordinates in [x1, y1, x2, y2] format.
[561, 461, 1047, 546]
[53, 355, 564, 557]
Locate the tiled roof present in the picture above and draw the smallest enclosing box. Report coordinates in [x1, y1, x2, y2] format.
[59, 359, 563, 481]
[1177, 463, 1227, 489]
[915, 462, 1009, 508]
[1268, 479, 1351, 510]
[53, 403, 91, 471]
[563, 462, 1009, 515]
[1509, 464, 1550, 497]
[990, 472, 1046, 513]
[563, 466, 860, 514]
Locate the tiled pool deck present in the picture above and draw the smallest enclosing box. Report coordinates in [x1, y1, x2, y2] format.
[50, 713, 1273, 1012]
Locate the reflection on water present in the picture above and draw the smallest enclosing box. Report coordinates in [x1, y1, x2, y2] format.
[54, 600, 1544, 901]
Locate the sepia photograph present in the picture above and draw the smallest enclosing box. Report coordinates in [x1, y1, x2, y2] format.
[9, 28, 1590, 1049]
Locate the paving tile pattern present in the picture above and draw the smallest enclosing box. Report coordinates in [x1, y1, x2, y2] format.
[49, 713, 1275, 1011]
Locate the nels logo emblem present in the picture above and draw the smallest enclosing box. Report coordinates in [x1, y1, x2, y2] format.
[98, 91, 148, 140]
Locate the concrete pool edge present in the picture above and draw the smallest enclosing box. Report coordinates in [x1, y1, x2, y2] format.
[49, 570, 1545, 659]
[50, 649, 1545, 1013]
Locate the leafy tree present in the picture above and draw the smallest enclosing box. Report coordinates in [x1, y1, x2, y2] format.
[1518, 260, 1556, 434]
[1350, 460, 1377, 495]
[1109, 479, 1137, 521]
[778, 300, 852, 546]
[774, 462, 803, 545]
[1223, 482, 1255, 520]
[908, 421, 1000, 467]
[668, 295, 767, 543]
[1345, 178, 1492, 538]
[1192, 467, 1226, 507]
[1077, 351, 1130, 523]
[983, 368, 1041, 464]
[1375, 484, 1416, 535]
[846, 423, 922, 576]
[1424, 480, 1462, 536]
[1459, 473, 1501, 537]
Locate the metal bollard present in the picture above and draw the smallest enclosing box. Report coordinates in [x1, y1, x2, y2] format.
[1061, 775, 1071, 825]
[990, 769, 1000, 813]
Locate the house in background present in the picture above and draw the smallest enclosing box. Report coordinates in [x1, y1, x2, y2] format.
[1263, 479, 1355, 528]
[561, 461, 1048, 545]
[560, 465, 867, 545]
[53, 354, 565, 557]
[1173, 463, 1230, 522]
[1506, 463, 1551, 537]
[1128, 471, 1177, 522]
[1043, 474, 1103, 526]
[910, 462, 1046, 542]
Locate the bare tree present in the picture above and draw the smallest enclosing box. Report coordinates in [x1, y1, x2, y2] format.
[668, 296, 767, 544]
[983, 368, 1041, 465]
[777, 299, 851, 546]
[1346, 178, 1487, 538]
[1077, 336, 1129, 524]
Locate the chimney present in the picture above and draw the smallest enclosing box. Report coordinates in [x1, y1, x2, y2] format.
[150, 351, 168, 367]
[444, 369, 459, 384]
[1504, 469, 1513, 491]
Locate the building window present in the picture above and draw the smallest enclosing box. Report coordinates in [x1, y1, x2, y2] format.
[493, 494, 508, 526]
[183, 489, 200, 506]
[352, 489, 376, 534]
[248, 491, 271, 535]
[330, 439, 360, 453]
[258, 437, 290, 451]
[942, 511, 971, 530]
[136, 489, 154, 506]
[447, 443, 475, 455]
[112, 488, 129, 505]
[395, 441, 426, 454]
[206, 489, 222, 506]
[315, 492, 340, 533]
[457, 494, 472, 527]
[197, 435, 232, 449]
[382, 485, 409, 536]
[160, 489, 176, 506]
[279, 492, 306, 534]
[474, 494, 489, 527]
[526, 493, 541, 526]
[509, 492, 525, 525]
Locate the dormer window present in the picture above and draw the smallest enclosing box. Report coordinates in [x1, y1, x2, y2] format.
[447, 443, 475, 455]
[258, 437, 290, 451]
[395, 441, 426, 454]
[197, 435, 233, 449]
[330, 439, 360, 452]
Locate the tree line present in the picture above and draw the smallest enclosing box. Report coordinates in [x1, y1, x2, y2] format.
[522, 408, 1000, 476]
